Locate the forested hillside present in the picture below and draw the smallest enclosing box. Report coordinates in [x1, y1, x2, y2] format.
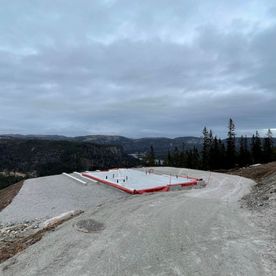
[159, 120, 276, 170]
[0, 134, 203, 158]
[0, 138, 139, 181]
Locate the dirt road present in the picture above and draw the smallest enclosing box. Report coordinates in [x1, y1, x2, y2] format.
[1, 168, 275, 275]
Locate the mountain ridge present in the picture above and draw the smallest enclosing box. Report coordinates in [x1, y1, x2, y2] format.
[0, 134, 203, 158]
[1, 134, 275, 159]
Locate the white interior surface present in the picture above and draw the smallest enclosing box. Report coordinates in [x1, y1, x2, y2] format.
[86, 168, 193, 190]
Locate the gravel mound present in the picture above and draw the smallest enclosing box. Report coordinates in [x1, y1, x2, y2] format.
[241, 172, 276, 210]
[0, 174, 127, 226]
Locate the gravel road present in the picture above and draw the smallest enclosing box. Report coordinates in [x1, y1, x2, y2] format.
[1, 167, 275, 275]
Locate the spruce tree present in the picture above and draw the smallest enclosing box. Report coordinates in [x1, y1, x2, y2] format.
[173, 147, 180, 167]
[239, 135, 246, 167]
[192, 147, 200, 169]
[226, 118, 236, 168]
[147, 145, 155, 166]
[243, 135, 252, 165]
[252, 131, 262, 163]
[179, 143, 186, 167]
[217, 139, 226, 168]
[209, 136, 220, 170]
[263, 129, 273, 163]
[185, 147, 200, 169]
[202, 126, 210, 169]
[166, 150, 172, 166]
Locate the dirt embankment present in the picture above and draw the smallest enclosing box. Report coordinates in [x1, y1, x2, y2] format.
[227, 162, 276, 210]
[228, 162, 276, 182]
[0, 181, 24, 212]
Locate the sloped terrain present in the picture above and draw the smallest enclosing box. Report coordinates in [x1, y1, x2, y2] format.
[0, 174, 128, 225]
[1, 167, 275, 275]
[0, 181, 24, 212]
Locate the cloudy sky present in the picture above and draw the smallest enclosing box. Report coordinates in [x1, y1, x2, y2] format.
[0, 0, 275, 138]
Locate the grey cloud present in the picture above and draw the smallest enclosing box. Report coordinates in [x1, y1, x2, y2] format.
[0, 0, 275, 137]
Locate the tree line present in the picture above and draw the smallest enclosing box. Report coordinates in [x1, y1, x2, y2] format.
[145, 119, 275, 170]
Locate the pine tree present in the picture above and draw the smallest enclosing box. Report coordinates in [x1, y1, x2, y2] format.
[166, 150, 172, 166]
[146, 145, 155, 166]
[243, 135, 252, 165]
[173, 147, 180, 167]
[179, 143, 186, 167]
[202, 126, 210, 169]
[218, 139, 226, 168]
[192, 147, 200, 169]
[209, 136, 220, 169]
[239, 135, 246, 167]
[251, 131, 262, 163]
[226, 118, 236, 168]
[263, 129, 273, 163]
[185, 147, 200, 169]
[209, 130, 214, 145]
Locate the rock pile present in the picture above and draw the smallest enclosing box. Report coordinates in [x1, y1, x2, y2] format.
[0, 220, 40, 242]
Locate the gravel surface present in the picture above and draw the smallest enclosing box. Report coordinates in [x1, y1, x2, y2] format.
[1, 167, 275, 275]
[0, 174, 127, 226]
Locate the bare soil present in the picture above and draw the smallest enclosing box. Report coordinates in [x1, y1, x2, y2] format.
[0, 229, 44, 264]
[0, 181, 24, 212]
[227, 162, 276, 210]
[227, 162, 276, 182]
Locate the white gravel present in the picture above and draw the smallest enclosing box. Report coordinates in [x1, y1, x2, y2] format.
[0, 173, 127, 225]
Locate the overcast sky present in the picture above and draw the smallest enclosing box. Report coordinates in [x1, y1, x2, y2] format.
[0, 0, 275, 138]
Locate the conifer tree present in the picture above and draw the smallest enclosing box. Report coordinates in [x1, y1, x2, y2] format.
[239, 135, 246, 166]
[226, 118, 236, 168]
[192, 147, 200, 169]
[146, 145, 155, 166]
[173, 147, 180, 167]
[263, 129, 273, 163]
[218, 139, 226, 168]
[166, 150, 172, 166]
[243, 135, 252, 165]
[186, 147, 200, 169]
[251, 131, 262, 163]
[209, 136, 220, 169]
[202, 126, 210, 169]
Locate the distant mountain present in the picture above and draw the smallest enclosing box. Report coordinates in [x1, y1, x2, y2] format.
[0, 134, 72, 141]
[0, 134, 203, 158]
[60, 135, 203, 157]
[1, 134, 275, 159]
[0, 138, 139, 177]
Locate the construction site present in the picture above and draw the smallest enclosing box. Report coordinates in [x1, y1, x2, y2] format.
[82, 168, 200, 194]
[0, 165, 275, 275]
